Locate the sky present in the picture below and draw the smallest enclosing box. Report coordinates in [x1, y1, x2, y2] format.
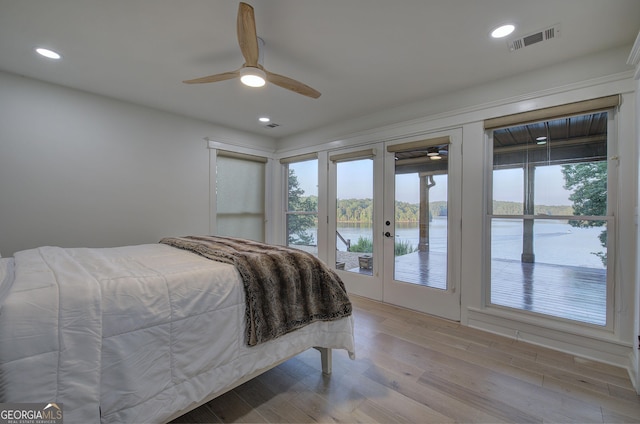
[494, 166, 572, 206]
[291, 160, 573, 206]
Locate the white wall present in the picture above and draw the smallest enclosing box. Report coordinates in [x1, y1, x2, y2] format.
[0, 71, 275, 256]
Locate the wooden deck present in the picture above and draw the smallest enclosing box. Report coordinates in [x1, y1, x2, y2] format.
[491, 258, 606, 325]
[394, 250, 447, 290]
[392, 251, 607, 325]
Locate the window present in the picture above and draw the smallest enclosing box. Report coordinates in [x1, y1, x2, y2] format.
[487, 108, 615, 326]
[331, 150, 375, 275]
[282, 155, 318, 256]
[216, 151, 266, 241]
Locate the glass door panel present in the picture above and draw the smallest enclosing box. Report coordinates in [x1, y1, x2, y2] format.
[328, 146, 383, 301]
[336, 158, 374, 275]
[383, 130, 462, 321]
[394, 172, 448, 289]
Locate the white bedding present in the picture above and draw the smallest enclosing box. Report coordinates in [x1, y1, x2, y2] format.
[0, 244, 355, 424]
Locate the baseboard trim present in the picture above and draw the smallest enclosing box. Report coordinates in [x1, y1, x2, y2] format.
[467, 307, 632, 371]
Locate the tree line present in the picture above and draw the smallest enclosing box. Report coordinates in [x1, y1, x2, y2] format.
[329, 198, 573, 223]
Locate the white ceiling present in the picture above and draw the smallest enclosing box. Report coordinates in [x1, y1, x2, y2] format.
[0, 0, 638, 139]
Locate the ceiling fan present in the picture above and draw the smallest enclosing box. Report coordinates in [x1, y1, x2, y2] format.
[183, 2, 321, 99]
[420, 146, 449, 159]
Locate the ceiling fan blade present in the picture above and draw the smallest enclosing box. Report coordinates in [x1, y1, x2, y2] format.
[237, 2, 259, 67]
[265, 70, 321, 99]
[183, 70, 240, 84]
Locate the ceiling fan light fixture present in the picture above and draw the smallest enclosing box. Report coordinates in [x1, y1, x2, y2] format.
[182, 2, 320, 98]
[240, 67, 266, 87]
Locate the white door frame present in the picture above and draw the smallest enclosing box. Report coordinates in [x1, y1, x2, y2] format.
[382, 128, 462, 321]
[327, 144, 385, 300]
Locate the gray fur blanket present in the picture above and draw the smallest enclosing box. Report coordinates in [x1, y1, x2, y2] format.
[159, 235, 352, 346]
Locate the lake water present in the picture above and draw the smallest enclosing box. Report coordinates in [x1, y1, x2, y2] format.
[328, 217, 606, 269]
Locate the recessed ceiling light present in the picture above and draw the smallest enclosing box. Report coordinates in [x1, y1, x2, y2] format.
[259, 117, 270, 123]
[491, 24, 515, 39]
[536, 136, 548, 145]
[35, 47, 61, 59]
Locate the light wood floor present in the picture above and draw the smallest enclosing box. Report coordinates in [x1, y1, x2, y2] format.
[171, 295, 640, 423]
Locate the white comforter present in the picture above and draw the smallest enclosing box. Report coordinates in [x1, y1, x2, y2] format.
[0, 244, 355, 424]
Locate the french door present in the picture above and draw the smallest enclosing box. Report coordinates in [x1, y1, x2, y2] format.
[328, 146, 384, 300]
[328, 129, 461, 321]
[382, 130, 461, 320]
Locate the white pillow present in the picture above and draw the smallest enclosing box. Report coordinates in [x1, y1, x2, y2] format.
[0, 258, 15, 310]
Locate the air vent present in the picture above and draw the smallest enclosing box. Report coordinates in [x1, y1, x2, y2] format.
[264, 123, 280, 128]
[508, 24, 560, 51]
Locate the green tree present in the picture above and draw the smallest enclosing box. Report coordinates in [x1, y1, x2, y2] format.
[561, 161, 607, 265]
[287, 169, 316, 245]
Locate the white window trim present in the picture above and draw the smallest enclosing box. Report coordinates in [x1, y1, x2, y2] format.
[483, 107, 618, 334]
[208, 142, 274, 241]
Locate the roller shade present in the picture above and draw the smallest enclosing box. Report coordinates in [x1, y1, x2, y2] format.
[387, 136, 450, 153]
[217, 149, 268, 163]
[484, 95, 620, 130]
[329, 148, 376, 162]
[279, 152, 318, 164]
[216, 154, 265, 241]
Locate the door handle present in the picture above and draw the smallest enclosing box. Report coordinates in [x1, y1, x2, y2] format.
[384, 232, 393, 238]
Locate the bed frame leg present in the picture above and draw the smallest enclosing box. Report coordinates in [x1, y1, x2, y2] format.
[314, 347, 332, 375]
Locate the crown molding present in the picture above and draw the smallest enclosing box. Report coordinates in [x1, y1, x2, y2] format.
[627, 31, 640, 80]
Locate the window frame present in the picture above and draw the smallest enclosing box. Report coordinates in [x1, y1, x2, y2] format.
[214, 149, 268, 242]
[484, 108, 618, 330]
[282, 155, 319, 252]
[332, 152, 376, 275]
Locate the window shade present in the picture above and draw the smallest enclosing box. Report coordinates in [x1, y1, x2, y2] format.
[216, 155, 265, 241]
[329, 148, 376, 162]
[484, 95, 620, 130]
[279, 153, 318, 164]
[387, 136, 450, 153]
[217, 149, 268, 163]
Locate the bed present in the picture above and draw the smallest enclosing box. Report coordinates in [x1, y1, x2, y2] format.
[0, 236, 355, 424]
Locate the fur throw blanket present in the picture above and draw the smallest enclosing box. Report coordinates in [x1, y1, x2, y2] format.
[160, 236, 352, 346]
